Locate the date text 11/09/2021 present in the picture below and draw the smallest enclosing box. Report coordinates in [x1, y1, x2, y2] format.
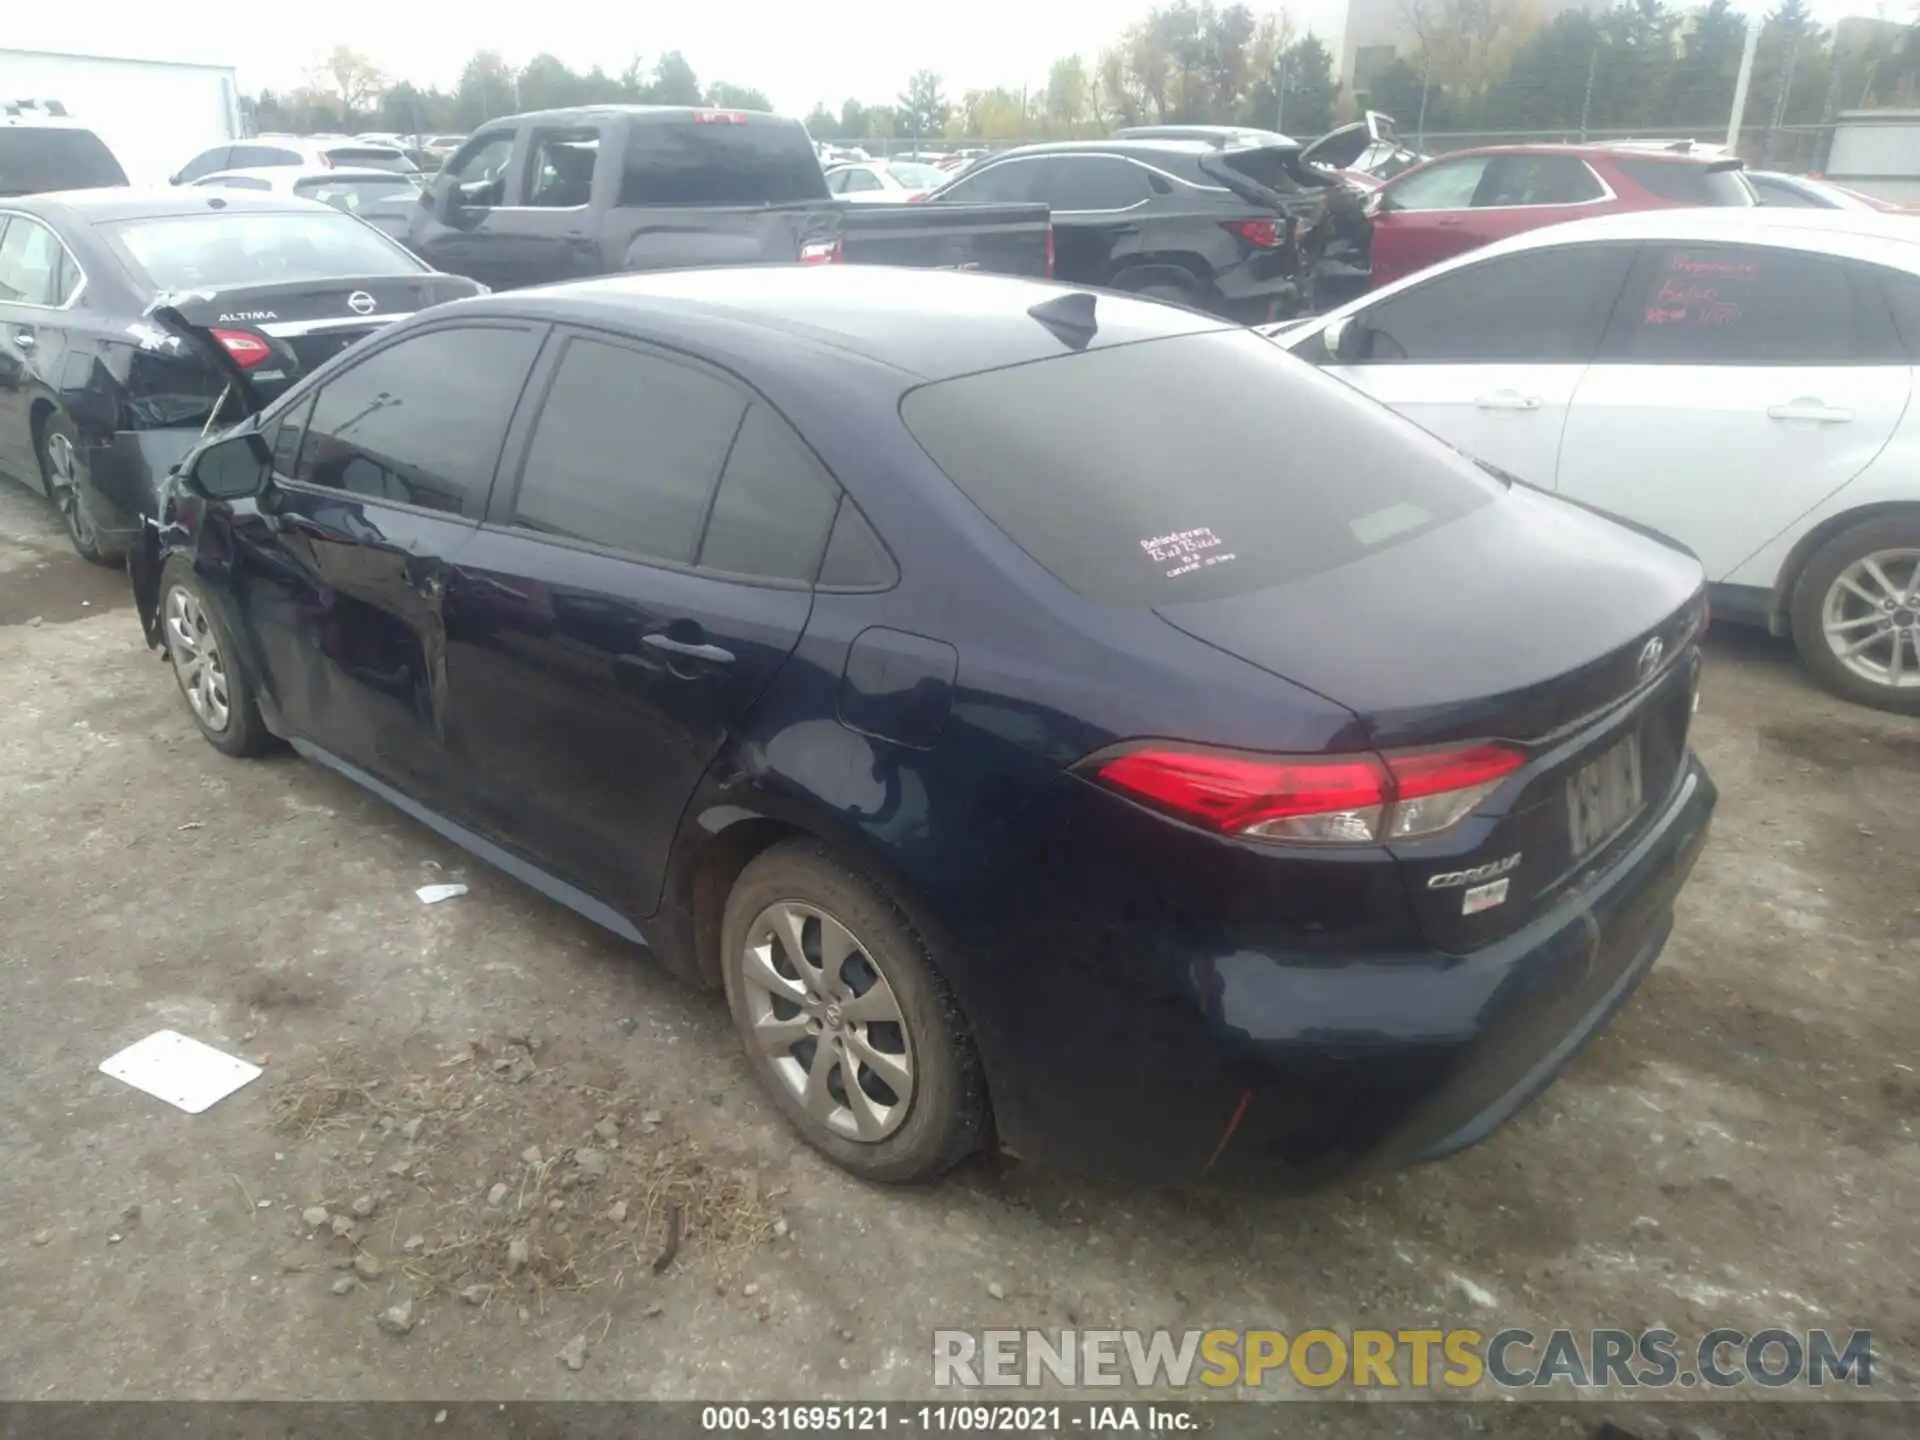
[701, 1405, 1195, 1432]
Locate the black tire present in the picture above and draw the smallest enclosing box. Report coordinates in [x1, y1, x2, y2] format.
[157, 556, 272, 757]
[35, 411, 121, 567]
[1789, 513, 1920, 716]
[720, 840, 988, 1183]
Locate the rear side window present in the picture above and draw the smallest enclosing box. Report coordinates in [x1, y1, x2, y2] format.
[1607, 245, 1894, 364]
[699, 405, 840, 581]
[901, 329, 1497, 606]
[618, 120, 826, 206]
[294, 325, 542, 516]
[1349, 244, 1633, 364]
[1613, 158, 1751, 206]
[0, 126, 128, 194]
[512, 338, 747, 564]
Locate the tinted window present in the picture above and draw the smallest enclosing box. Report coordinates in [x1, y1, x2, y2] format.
[1350, 245, 1633, 363]
[1475, 154, 1604, 206]
[699, 405, 840, 581]
[1609, 246, 1881, 364]
[0, 217, 66, 306]
[104, 210, 423, 289]
[0, 126, 128, 193]
[513, 339, 747, 564]
[294, 326, 540, 515]
[1385, 156, 1491, 211]
[618, 120, 827, 206]
[229, 145, 299, 168]
[901, 329, 1496, 605]
[1613, 158, 1752, 206]
[936, 159, 1038, 203]
[1035, 155, 1147, 211]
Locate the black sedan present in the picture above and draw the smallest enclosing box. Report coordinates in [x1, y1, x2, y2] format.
[0, 188, 482, 564]
[133, 267, 1716, 1187]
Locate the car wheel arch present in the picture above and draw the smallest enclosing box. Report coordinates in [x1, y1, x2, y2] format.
[1109, 259, 1209, 296]
[1772, 501, 1920, 635]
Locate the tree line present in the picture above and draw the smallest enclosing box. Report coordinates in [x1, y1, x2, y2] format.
[255, 0, 1918, 145]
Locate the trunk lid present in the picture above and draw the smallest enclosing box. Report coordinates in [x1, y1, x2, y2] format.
[1155, 486, 1707, 950]
[146, 272, 480, 413]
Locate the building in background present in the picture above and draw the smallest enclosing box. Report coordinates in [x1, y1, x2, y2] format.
[0, 48, 241, 185]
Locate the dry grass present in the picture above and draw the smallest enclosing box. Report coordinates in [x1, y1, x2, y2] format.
[269, 1038, 782, 1304]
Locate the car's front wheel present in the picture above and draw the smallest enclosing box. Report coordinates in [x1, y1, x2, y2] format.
[159, 557, 270, 756]
[36, 412, 120, 567]
[1790, 514, 1920, 715]
[720, 841, 988, 1183]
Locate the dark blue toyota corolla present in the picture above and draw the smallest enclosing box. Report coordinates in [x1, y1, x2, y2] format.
[131, 265, 1715, 1188]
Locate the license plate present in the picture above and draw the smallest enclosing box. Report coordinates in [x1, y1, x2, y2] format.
[1566, 731, 1644, 857]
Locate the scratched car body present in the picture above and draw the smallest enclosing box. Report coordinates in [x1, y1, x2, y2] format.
[133, 266, 1714, 1188]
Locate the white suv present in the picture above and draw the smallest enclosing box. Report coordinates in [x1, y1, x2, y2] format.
[170, 136, 418, 185]
[1270, 207, 1920, 713]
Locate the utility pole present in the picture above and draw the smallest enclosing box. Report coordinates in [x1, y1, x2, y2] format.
[1275, 55, 1291, 131]
[1726, 16, 1760, 152]
[1416, 64, 1431, 150]
[1578, 41, 1598, 141]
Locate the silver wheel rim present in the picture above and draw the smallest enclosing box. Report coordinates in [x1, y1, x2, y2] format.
[1822, 548, 1920, 691]
[45, 433, 94, 548]
[163, 586, 232, 731]
[739, 900, 915, 1142]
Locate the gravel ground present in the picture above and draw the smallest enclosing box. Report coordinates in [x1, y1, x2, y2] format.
[0, 476, 1914, 1436]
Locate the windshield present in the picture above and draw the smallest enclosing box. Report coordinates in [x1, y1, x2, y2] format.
[886, 162, 948, 189]
[319, 146, 418, 174]
[901, 329, 1496, 605]
[0, 127, 128, 196]
[293, 175, 424, 214]
[102, 210, 425, 290]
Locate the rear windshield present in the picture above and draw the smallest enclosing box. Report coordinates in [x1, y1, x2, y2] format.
[901, 329, 1497, 606]
[320, 146, 417, 174]
[0, 126, 128, 195]
[293, 175, 423, 213]
[102, 210, 425, 290]
[619, 119, 828, 206]
[1614, 157, 1751, 206]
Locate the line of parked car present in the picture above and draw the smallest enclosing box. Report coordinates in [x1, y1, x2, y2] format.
[0, 95, 1913, 1192]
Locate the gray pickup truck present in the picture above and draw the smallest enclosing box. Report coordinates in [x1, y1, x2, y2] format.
[405, 105, 1052, 290]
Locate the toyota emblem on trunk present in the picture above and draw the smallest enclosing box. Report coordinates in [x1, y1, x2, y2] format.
[348, 291, 377, 315]
[1637, 636, 1665, 680]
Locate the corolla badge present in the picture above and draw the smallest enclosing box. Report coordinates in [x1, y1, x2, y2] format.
[1426, 853, 1521, 890]
[348, 291, 378, 315]
[1637, 636, 1665, 680]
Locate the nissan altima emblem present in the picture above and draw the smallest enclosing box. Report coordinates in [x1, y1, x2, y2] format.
[348, 291, 377, 315]
[1637, 636, 1665, 680]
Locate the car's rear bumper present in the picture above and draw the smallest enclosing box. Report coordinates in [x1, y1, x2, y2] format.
[959, 755, 1715, 1190]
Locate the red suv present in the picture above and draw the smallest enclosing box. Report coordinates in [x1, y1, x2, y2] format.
[1364, 142, 1755, 288]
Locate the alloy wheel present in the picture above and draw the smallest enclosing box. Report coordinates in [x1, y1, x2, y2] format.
[44, 432, 96, 550]
[163, 586, 232, 732]
[1821, 548, 1920, 692]
[738, 900, 915, 1142]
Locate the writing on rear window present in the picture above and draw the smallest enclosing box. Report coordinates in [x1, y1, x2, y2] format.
[1641, 252, 1756, 329]
[1142, 527, 1236, 579]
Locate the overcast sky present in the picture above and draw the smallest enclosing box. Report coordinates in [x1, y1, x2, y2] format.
[4, 0, 1897, 116]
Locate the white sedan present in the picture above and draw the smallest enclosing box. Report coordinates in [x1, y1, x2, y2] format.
[1268, 207, 1920, 713]
[825, 161, 951, 202]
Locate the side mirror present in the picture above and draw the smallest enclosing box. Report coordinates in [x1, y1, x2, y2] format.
[187, 431, 273, 501]
[1323, 314, 1362, 363]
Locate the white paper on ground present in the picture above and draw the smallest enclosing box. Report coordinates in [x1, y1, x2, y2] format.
[99, 1030, 263, 1114]
[416, 884, 469, 904]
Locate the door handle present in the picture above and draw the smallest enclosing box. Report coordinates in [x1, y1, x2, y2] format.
[11, 331, 35, 350]
[1473, 390, 1542, 410]
[641, 632, 734, 666]
[1107, 223, 1139, 236]
[1766, 400, 1853, 424]
[1435, 216, 1463, 227]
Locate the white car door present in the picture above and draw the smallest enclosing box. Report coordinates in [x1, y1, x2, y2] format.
[1556, 242, 1911, 580]
[1295, 243, 1636, 489]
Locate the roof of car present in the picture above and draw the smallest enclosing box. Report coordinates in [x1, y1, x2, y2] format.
[474, 105, 798, 129]
[199, 166, 418, 185]
[12, 187, 334, 223]
[1416, 140, 1729, 165]
[971, 138, 1230, 163]
[461, 265, 1229, 382]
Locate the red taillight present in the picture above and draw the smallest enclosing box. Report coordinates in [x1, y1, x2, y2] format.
[798, 238, 843, 265]
[1225, 218, 1282, 248]
[693, 109, 749, 124]
[1086, 742, 1524, 845]
[1044, 225, 1055, 278]
[209, 328, 272, 369]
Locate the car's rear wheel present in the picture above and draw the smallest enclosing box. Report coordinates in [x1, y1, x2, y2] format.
[720, 841, 987, 1183]
[159, 557, 270, 757]
[1790, 515, 1920, 715]
[36, 412, 120, 567]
